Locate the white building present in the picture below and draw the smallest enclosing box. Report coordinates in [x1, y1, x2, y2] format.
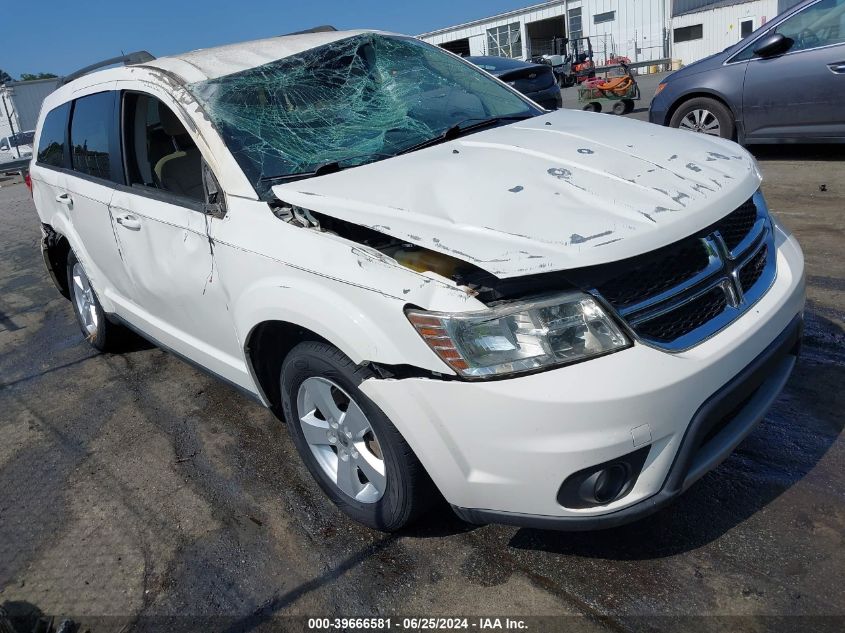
[419, 0, 803, 68]
[419, 1, 670, 66]
[671, 0, 782, 64]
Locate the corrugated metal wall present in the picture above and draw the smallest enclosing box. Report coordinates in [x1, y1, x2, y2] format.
[1, 78, 60, 132]
[671, 0, 778, 64]
[419, 0, 667, 64]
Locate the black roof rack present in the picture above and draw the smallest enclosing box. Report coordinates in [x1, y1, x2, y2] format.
[61, 51, 156, 86]
[283, 25, 337, 36]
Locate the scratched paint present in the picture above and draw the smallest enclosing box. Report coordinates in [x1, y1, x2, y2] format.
[269, 109, 761, 278]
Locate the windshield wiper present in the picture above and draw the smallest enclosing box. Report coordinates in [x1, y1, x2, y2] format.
[261, 152, 395, 184]
[397, 115, 534, 156]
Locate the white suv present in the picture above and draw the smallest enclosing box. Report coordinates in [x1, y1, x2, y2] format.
[29, 30, 806, 531]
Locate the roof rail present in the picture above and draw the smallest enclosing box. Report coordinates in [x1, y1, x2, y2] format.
[283, 25, 337, 36]
[61, 51, 156, 86]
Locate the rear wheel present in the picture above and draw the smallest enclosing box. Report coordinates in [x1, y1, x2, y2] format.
[280, 341, 435, 531]
[612, 101, 627, 115]
[66, 250, 125, 351]
[582, 102, 602, 113]
[669, 97, 735, 139]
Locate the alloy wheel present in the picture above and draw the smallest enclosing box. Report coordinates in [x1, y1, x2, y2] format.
[679, 108, 721, 135]
[71, 263, 99, 338]
[296, 376, 387, 503]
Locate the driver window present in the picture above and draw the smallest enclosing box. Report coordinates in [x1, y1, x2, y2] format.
[123, 93, 205, 202]
[776, 0, 845, 52]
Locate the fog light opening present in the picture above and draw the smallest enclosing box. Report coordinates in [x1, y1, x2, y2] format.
[593, 464, 629, 503]
[557, 445, 651, 509]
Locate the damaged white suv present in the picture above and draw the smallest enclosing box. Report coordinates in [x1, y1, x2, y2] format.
[30, 30, 805, 531]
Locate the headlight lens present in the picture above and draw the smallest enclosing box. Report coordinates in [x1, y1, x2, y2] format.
[407, 292, 631, 378]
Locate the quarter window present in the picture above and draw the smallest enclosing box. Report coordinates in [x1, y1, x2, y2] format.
[70, 92, 119, 181]
[36, 103, 70, 167]
[674, 24, 704, 43]
[775, 0, 845, 52]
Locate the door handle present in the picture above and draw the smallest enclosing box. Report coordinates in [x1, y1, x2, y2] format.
[55, 192, 72, 205]
[115, 213, 142, 231]
[828, 62, 845, 74]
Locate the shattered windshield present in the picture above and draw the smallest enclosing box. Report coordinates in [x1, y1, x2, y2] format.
[188, 34, 540, 198]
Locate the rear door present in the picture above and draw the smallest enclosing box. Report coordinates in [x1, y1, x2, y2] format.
[743, 0, 845, 140]
[64, 90, 134, 300]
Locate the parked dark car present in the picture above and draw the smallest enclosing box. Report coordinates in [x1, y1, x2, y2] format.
[650, 0, 845, 143]
[466, 56, 562, 110]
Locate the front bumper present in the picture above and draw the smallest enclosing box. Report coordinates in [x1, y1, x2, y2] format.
[648, 91, 670, 125]
[359, 223, 805, 527]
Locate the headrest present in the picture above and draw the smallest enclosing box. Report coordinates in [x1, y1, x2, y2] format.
[159, 102, 188, 137]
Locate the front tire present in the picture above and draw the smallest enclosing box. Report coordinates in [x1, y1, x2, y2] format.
[280, 341, 435, 531]
[66, 250, 124, 352]
[669, 97, 735, 139]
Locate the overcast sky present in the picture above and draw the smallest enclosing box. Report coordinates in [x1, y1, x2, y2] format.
[4, 0, 526, 79]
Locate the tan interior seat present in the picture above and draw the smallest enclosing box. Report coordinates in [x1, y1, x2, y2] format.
[154, 103, 204, 201]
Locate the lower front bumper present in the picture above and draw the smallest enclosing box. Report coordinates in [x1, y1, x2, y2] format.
[452, 314, 802, 530]
[360, 223, 805, 524]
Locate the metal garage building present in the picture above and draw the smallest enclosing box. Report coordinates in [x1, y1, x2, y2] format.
[419, 1, 670, 66]
[671, 0, 801, 64]
[419, 0, 804, 67]
[0, 77, 60, 140]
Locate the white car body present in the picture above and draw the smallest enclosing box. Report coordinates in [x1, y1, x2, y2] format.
[29, 30, 805, 529]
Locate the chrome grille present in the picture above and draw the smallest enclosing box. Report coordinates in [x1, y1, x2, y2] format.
[593, 192, 777, 351]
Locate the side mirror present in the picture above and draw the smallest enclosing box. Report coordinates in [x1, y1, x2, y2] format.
[753, 32, 793, 58]
[202, 161, 227, 219]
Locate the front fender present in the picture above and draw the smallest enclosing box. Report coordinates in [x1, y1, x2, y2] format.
[232, 274, 454, 375]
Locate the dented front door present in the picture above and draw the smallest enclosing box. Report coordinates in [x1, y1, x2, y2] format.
[108, 187, 243, 383]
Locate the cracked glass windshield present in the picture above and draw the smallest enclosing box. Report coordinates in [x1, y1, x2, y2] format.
[188, 34, 539, 198]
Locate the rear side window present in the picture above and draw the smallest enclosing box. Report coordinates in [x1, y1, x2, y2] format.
[70, 92, 121, 182]
[36, 103, 70, 167]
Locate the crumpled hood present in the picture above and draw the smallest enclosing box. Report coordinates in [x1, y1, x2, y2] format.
[273, 109, 760, 278]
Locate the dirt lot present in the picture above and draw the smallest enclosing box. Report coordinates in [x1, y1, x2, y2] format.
[1, 133, 843, 631]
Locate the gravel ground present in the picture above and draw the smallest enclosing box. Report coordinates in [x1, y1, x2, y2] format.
[0, 126, 843, 632]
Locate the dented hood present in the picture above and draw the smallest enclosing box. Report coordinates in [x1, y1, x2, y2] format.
[272, 110, 761, 278]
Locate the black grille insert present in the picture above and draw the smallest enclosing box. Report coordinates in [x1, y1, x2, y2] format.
[739, 245, 768, 293]
[635, 287, 728, 342]
[714, 198, 757, 251]
[596, 237, 710, 308]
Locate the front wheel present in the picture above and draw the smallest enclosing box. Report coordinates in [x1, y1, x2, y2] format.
[280, 341, 436, 531]
[669, 97, 735, 139]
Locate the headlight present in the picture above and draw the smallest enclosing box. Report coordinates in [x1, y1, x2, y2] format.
[406, 292, 631, 378]
[654, 82, 667, 97]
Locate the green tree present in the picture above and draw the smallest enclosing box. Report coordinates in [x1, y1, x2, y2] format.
[0, 68, 12, 83]
[19, 72, 58, 81]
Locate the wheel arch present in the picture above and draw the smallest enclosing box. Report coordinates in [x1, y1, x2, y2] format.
[244, 320, 331, 414]
[41, 223, 72, 299]
[666, 91, 739, 138]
